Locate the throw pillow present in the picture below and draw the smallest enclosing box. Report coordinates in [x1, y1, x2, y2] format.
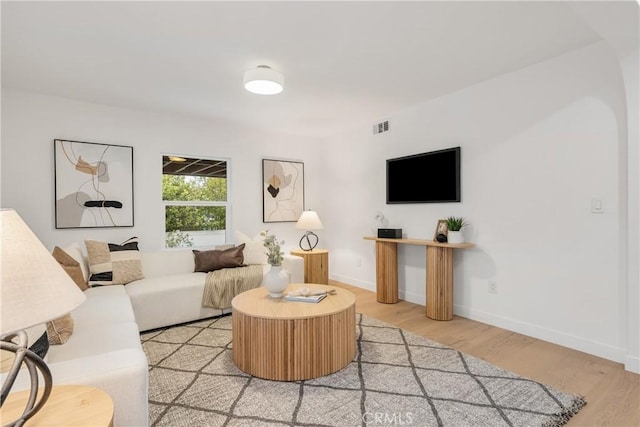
[235, 230, 268, 265]
[85, 237, 144, 286]
[52, 246, 88, 291]
[46, 247, 83, 345]
[193, 243, 245, 273]
[46, 314, 74, 345]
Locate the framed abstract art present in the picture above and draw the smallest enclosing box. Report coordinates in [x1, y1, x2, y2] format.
[54, 139, 134, 228]
[262, 159, 304, 223]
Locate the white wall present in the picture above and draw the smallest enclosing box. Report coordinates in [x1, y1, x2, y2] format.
[0, 89, 323, 253]
[621, 49, 639, 373]
[2, 41, 636, 371]
[322, 41, 632, 365]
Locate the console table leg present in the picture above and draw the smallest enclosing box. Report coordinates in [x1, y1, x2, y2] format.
[376, 241, 399, 303]
[426, 246, 454, 320]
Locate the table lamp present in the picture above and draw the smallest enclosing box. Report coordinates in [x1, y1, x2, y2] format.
[295, 210, 324, 251]
[1, 209, 86, 426]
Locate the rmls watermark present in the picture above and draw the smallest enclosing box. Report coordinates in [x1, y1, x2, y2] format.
[362, 412, 414, 425]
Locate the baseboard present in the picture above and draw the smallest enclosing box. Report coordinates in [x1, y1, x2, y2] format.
[329, 273, 375, 293]
[454, 304, 627, 365]
[329, 277, 631, 370]
[625, 354, 640, 374]
[329, 274, 426, 305]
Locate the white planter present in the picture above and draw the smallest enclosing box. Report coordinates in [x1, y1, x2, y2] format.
[447, 231, 463, 244]
[263, 265, 289, 297]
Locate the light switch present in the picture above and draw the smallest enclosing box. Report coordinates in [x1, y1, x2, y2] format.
[591, 198, 605, 213]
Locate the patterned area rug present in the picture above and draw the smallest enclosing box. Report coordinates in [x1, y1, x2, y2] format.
[142, 314, 585, 426]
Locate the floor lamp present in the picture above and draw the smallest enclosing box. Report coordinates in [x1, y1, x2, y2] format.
[1, 209, 86, 426]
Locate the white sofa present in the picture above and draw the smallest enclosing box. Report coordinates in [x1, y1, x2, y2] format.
[7, 246, 304, 427]
[128, 248, 303, 331]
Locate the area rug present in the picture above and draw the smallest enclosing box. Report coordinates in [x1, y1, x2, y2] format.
[141, 313, 585, 427]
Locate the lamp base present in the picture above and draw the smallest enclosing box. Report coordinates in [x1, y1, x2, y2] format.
[1, 331, 52, 427]
[299, 231, 319, 251]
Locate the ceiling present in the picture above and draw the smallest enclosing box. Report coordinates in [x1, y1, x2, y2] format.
[1, 1, 635, 138]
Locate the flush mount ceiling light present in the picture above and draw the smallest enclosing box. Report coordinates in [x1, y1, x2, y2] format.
[244, 65, 284, 95]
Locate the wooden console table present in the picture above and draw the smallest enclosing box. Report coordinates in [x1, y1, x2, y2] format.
[363, 236, 474, 321]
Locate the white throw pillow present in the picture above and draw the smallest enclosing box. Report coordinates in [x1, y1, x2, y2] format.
[235, 230, 268, 265]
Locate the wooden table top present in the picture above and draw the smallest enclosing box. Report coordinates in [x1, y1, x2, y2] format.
[232, 284, 355, 320]
[0, 385, 114, 427]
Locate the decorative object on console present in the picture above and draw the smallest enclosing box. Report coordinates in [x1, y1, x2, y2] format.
[262, 159, 304, 223]
[433, 219, 448, 242]
[295, 210, 324, 251]
[54, 139, 134, 229]
[260, 230, 288, 297]
[0, 209, 87, 426]
[377, 228, 402, 239]
[446, 216, 466, 243]
[244, 65, 284, 95]
[85, 237, 143, 286]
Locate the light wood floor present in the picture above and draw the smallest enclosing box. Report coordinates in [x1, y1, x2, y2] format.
[331, 280, 640, 427]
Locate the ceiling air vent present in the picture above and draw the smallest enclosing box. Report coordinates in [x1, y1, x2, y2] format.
[373, 120, 390, 135]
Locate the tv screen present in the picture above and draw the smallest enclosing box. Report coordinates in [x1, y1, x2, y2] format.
[386, 147, 461, 203]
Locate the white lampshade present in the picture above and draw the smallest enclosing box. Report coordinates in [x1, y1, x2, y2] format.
[295, 210, 324, 230]
[1, 209, 86, 335]
[244, 65, 284, 95]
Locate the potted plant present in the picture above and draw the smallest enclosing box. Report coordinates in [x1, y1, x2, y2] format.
[446, 217, 466, 244]
[260, 230, 288, 297]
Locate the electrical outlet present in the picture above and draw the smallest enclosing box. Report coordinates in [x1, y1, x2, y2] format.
[356, 257, 362, 267]
[488, 280, 497, 294]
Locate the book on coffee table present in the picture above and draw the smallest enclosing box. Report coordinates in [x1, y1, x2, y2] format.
[284, 294, 327, 303]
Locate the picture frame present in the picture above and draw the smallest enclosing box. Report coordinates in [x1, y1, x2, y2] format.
[54, 139, 134, 228]
[262, 159, 304, 223]
[433, 219, 448, 241]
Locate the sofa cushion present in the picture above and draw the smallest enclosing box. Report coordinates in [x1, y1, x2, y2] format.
[125, 272, 230, 331]
[72, 285, 136, 327]
[193, 244, 245, 272]
[47, 321, 142, 363]
[85, 237, 143, 286]
[235, 230, 268, 265]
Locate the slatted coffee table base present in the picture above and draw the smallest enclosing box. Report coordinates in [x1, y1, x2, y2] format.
[232, 301, 356, 381]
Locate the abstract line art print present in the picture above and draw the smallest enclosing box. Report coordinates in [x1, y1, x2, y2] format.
[262, 159, 304, 223]
[54, 139, 134, 228]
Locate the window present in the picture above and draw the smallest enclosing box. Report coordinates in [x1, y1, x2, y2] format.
[162, 155, 228, 248]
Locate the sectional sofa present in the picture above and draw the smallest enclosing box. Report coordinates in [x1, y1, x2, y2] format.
[7, 243, 304, 426]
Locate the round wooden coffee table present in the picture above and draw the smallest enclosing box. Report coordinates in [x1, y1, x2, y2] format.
[232, 284, 356, 381]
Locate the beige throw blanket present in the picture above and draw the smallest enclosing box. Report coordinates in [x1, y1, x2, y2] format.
[202, 265, 264, 309]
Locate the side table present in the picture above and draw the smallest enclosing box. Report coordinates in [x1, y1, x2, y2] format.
[290, 248, 329, 284]
[0, 385, 114, 426]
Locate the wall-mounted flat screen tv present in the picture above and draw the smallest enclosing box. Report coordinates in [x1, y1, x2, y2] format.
[386, 146, 461, 203]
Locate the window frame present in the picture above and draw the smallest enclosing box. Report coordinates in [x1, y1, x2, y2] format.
[161, 154, 231, 250]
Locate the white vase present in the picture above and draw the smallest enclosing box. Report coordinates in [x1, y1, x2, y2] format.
[447, 230, 463, 244]
[263, 265, 289, 297]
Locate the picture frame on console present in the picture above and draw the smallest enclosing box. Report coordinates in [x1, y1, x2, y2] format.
[54, 139, 134, 229]
[262, 159, 304, 223]
[433, 219, 448, 242]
